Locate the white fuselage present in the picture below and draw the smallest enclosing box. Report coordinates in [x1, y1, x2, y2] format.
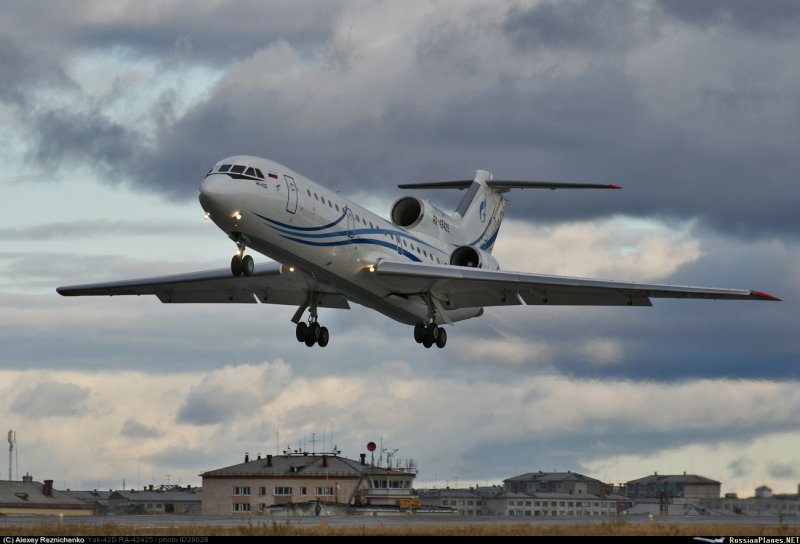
[198, 155, 482, 325]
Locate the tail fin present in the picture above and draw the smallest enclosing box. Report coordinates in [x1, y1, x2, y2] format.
[452, 170, 507, 253]
[398, 172, 620, 253]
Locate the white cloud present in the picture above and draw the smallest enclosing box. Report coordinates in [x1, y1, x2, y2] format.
[492, 217, 701, 280]
[1, 362, 798, 496]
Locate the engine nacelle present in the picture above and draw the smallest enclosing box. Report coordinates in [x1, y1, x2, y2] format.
[449, 245, 500, 270]
[390, 196, 454, 238]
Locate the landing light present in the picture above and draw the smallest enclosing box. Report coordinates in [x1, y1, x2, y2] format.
[289, 266, 295, 272]
[233, 212, 243, 221]
[203, 211, 210, 220]
[368, 265, 375, 273]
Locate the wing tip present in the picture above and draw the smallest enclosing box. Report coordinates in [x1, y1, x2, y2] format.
[750, 290, 781, 301]
[608, 184, 623, 189]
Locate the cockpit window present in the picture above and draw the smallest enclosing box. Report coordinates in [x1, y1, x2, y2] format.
[219, 164, 232, 172]
[230, 165, 246, 174]
[245, 167, 256, 177]
[254, 168, 265, 179]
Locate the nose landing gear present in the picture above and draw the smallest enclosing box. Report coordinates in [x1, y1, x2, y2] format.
[230, 238, 254, 277]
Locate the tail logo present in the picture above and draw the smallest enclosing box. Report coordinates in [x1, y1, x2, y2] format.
[479, 200, 487, 223]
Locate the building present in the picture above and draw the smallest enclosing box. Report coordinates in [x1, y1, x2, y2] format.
[200, 451, 418, 515]
[484, 491, 621, 517]
[107, 486, 202, 515]
[705, 486, 800, 517]
[625, 473, 721, 501]
[0, 476, 93, 516]
[419, 488, 483, 516]
[62, 489, 113, 515]
[504, 471, 609, 495]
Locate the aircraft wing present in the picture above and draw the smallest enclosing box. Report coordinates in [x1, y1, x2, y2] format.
[374, 261, 779, 308]
[57, 261, 351, 308]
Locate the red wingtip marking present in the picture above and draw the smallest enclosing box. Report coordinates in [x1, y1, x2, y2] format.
[608, 184, 623, 189]
[750, 290, 781, 301]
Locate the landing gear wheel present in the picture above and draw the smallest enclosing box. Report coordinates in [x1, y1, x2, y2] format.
[296, 322, 308, 342]
[423, 323, 438, 345]
[308, 322, 321, 341]
[413, 323, 425, 344]
[305, 335, 317, 347]
[242, 255, 254, 276]
[435, 327, 447, 348]
[318, 327, 329, 347]
[231, 254, 243, 277]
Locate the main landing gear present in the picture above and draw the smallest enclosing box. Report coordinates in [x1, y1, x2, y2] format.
[293, 293, 330, 348]
[231, 239, 254, 277]
[414, 322, 447, 349]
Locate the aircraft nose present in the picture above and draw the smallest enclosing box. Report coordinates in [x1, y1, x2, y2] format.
[198, 175, 227, 210]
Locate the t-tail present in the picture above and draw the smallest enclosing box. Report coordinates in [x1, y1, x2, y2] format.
[398, 171, 621, 262]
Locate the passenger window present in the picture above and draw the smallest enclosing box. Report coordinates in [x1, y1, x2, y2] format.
[230, 165, 245, 174]
[245, 167, 256, 177]
[328, 201, 333, 208]
[335, 204, 339, 211]
[321, 196, 326, 205]
[307, 189, 311, 196]
[219, 164, 232, 172]
[254, 168, 265, 179]
[369, 222, 374, 229]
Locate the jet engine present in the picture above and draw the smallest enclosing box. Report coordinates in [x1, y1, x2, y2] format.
[390, 196, 454, 238]
[449, 245, 500, 270]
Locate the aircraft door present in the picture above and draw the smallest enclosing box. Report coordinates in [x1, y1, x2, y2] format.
[346, 208, 355, 238]
[284, 175, 298, 214]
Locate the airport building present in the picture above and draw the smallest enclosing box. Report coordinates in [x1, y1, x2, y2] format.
[705, 486, 800, 517]
[503, 471, 609, 495]
[0, 475, 93, 516]
[625, 473, 721, 501]
[419, 488, 484, 516]
[200, 450, 419, 515]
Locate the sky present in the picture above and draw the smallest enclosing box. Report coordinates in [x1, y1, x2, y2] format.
[0, 0, 798, 497]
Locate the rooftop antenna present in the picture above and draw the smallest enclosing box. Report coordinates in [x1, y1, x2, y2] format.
[310, 432, 317, 454]
[8, 430, 16, 481]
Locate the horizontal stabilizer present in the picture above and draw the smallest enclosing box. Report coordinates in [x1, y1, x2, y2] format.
[398, 180, 621, 191]
[488, 180, 621, 191]
[398, 180, 473, 190]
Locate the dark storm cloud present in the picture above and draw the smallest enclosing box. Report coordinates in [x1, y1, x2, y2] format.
[768, 463, 799, 480]
[76, 1, 339, 65]
[121, 419, 161, 438]
[503, 0, 643, 52]
[6, 2, 800, 238]
[728, 457, 753, 479]
[655, 0, 800, 35]
[10, 381, 90, 418]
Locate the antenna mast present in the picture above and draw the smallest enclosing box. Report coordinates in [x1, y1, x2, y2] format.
[8, 430, 16, 481]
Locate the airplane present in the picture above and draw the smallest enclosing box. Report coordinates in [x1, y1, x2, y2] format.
[57, 155, 780, 349]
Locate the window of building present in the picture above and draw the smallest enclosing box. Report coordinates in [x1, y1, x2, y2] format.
[258, 503, 267, 512]
[258, 487, 266, 496]
[316, 487, 334, 496]
[516, 500, 523, 506]
[442, 499, 449, 506]
[146, 503, 153, 509]
[233, 486, 251, 496]
[507, 500, 514, 507]
[232, 503, 251, 512]
[300, 487, 307, 496]
[274, 487, 293, 496]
